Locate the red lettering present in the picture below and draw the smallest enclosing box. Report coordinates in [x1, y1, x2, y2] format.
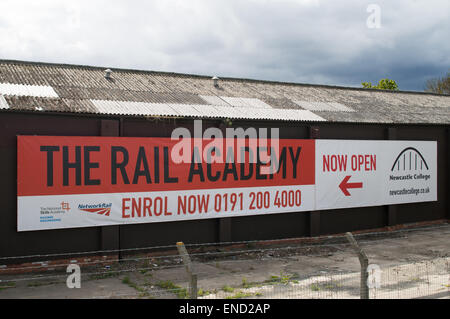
[122, 198, 130, 218]
[188, 195, 196, 214]
[132, 198, 141, 217]
[197, 194, 210, 213]
[154, 197, 163, 216]
[178, 196, 187, 215]
[323, 155, 347, 172]
[143, 197, 152, 217]
[164, 197, 172, 215]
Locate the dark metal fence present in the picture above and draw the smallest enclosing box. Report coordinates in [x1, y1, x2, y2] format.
[0, 111, 448, 259]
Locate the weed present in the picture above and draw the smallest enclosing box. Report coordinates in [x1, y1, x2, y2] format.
[198, 288, 212, 297]
[310, 283, 321, 291]
[156, 280, 188, 299]
[27, 281, 60, 287]
[242, 277, 250, 288]
[226, 291, 254, 299]
[0, 281, 16, 290]
[266, 272, 294, 285]
[222, 285, 234, 293]
[122, 276, 148, 295]
[122, 276, 131, 285]
[89, 271, 119, 280]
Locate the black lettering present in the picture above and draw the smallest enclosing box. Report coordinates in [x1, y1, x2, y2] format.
[255, 147, 268, 180]
[240, 147, 254, 181]
[154, 147, 160, 184]
[164, 147, 178, 183]
[289, 147, 302, 178]
[111, 146, 130, 184]
[223, 161, 238, 181]
[63, 146, 82, 186]
[276, 147, 287, 178]
[206, 147, 221, 181]
[223, 147, 238, 181]
[40, 146, 59, 187]
[207, 163, 220, 181]
[84, 146, 100, 186]
[188, 147, 204, 182]
[133, 147, 152, 184]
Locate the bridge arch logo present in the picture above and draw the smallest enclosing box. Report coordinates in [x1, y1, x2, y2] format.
[391, 147, 429, 172]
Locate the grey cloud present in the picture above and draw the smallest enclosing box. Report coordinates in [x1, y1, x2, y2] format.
[0, 0, 448, 91]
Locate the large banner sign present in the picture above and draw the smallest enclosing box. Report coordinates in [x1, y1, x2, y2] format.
[315, 140, 437, 210]
[17, 136, 437, 231]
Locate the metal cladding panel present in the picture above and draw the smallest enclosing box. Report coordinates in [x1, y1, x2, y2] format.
[244, 98, 273, 109]
[227, 107, 326, 121]
[219, 96, 241, 107]
[91, 99, 122, 115]
[0, 95, 9, 109]
[0, 83, 58, 98]
[294, 100, 335, 111]
[232, 106, 262, 119]
[292, 100, 316, 111]
[219, 96, 272, 109]
[328, 102, 354, 112]
[285, 109, 327, 121]
[219, 96, 253, 107]
[199, 95, 230, 106]
[213, 105, 244, 118]
[201, 95, 272, 109]
[138, 102, 179, 116]
[28, 85, 59, 98]
[90, 99, 327, 121]
[91, 100, 181, 116]
[316, 102, 338, 111]
[191, 104, 224, 118]
[294, 100, 355, 112]
[168, 103, 203, 117]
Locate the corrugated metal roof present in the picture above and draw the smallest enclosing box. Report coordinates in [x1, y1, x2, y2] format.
[169, 103, 203, 117]
[328, 102, 354, 112]
[199, 95, 231, 106]
[89, 99, 326, 122]
[0, 95, 9, 109]
[91, 100, 179, 116]
[293, 100, 354, 112]
[0, 83, 58, 98]
[0, 59, 449, 124]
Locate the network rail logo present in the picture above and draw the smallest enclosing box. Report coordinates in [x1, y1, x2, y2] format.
[78, 203, 112, 216]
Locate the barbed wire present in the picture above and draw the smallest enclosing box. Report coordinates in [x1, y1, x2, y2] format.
[1, 255, 448, 300]
[0, 238, 396, 273]
[0, 223, 447, 276]
[0, 222, 447, 262]
[1, 250, 448, 289]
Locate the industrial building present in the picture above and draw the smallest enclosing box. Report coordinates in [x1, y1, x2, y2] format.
[0, 60, 449, 259]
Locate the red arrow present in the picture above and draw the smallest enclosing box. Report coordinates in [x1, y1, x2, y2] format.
[339, 175, 363, 196]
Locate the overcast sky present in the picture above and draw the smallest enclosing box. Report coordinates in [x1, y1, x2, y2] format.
[0, 0, 448, 91]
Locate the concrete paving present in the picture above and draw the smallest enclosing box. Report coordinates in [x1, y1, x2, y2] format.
[0, 223, 448, 299]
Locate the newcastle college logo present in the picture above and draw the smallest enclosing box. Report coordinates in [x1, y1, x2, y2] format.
[391, 147, 429, 172]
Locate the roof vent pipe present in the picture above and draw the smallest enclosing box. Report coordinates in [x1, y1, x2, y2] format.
[212, 76, 219, 87]
[104, 69, 112, 79]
